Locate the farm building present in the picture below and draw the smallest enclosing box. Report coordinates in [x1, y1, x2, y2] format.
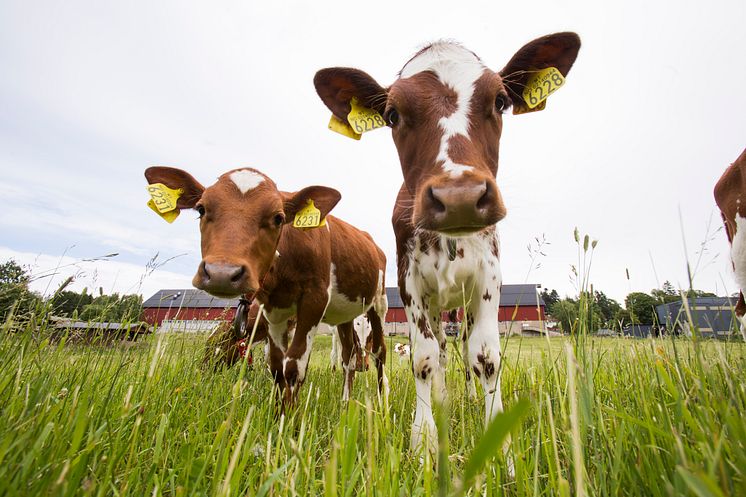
[655, 297, 738, 338]
[142, 284, 547, 336]
[141, 289, 237, 332]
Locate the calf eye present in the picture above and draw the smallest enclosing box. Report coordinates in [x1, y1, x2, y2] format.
[196, 205, 206, 217]
[385, 108, 400, 127]
[273, 213, 285, 227]
[495, 94, 508, 113]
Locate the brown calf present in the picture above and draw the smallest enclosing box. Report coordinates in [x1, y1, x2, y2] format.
[714, 148, 746, 340]
[315, 33, 580, 455]
[145, 166, 388, 404]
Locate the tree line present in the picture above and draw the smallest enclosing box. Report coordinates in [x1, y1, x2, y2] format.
[541, 280, 720, 334]
[0, 259, 143, 324]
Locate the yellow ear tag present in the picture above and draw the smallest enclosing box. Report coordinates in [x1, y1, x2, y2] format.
[146, 183, 183, 223]
[147, 199, 180, 223]
[513, 100, 546, 115]
[146, 183, 183, 213]
[293, 200, 327, 229]
[328, 115, 361, 140]
[346, 97, 386, 135]
[521, 67, 565, 110]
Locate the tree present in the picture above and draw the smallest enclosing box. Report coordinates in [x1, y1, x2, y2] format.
[541, 289, 560, 309]
[79, 293, 143, 322]
[550, 299, 578, 334]
[613, 308, 632, 330]
[624, 292, 658, 325]
[51, 290, 93, 317]
[651, 280, 680, 304]
[593, 290, 622, 326]
[0, 259, 40, 321]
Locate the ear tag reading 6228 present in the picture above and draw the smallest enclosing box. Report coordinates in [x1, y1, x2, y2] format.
[520, 67, 565, 112]
[146, 183, 183, 223]
[328, 97, 385, 140]
[293, 200, 327, 229]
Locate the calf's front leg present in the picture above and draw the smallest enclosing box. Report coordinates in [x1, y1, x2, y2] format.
[282, 292, 328, 407]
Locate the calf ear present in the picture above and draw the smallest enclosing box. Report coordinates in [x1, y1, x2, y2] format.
[283, 186, 342, 222]
[499, 32, 581, 114]
[144, 166, 205, 209]
[314, 68, 387, 121]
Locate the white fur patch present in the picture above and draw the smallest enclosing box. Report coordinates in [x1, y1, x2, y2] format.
[230, 169, 265, 194]
[323, 264, 370, 325]
[732, 214, 746, 292]
[400, 42, 486, 178]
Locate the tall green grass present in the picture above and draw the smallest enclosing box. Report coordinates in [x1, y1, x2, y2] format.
[0, 320, 744, 496]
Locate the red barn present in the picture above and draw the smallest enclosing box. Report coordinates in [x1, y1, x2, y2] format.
[141, 289, 236, 328]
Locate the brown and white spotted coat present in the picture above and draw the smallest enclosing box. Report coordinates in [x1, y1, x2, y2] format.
[714, 148, 746, 340]
[315, 32, 580, 454]
[144, 166, 389, 405]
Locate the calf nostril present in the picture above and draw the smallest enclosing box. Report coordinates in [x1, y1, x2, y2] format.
[428, 187, 446, 214]
[201, 261, 210, 280]
[476, 182, 491, 211]
[230, 265, 245, 283]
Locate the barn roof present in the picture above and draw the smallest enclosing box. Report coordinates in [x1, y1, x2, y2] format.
[500, 284, 545, 307]
[385, 284, 543, 309]
[142, 289, 237, 309]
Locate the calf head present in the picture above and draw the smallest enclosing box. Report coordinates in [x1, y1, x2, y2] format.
[144, 166, 341, 298]
[315, 32, 580, 235]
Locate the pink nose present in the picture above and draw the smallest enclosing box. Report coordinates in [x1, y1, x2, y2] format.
[193, 261, 250, 297]
[418, 179, 504, 233]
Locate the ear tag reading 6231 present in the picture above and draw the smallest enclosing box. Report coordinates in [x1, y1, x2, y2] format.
[146, 183, 183, 223]
[293, 200, 327, 229]
[520, 67, 565, 112]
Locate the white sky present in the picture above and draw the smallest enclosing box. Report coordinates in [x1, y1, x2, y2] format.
[1, 0, 744, 304]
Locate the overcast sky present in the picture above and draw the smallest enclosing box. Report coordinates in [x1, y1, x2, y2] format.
[1, 0, 744, 304]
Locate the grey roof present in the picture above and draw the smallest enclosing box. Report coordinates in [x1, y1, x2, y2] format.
[143, 289, 238, 309]
[656, 297, 736, 335]
[385, 284, 543, 309]
[500, 284, 545, 307]
[385, 287, 404, 308]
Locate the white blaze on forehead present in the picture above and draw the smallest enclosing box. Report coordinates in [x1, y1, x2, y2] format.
[229, 169, 265, 194]
[400, 42, 487, 178]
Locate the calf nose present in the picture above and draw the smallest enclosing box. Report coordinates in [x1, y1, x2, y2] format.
[194, 261, 249, 297]
[422, 180, 501, 232]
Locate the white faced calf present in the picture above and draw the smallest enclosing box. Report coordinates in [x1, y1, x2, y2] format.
[315, 33, 580, 452]
[145, 166, 389, 406]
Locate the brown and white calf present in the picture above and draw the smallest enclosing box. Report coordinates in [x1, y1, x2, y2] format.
[714, 148, 746, 340]
[315, 32, 580, 452]
[145, 166, 389, 404]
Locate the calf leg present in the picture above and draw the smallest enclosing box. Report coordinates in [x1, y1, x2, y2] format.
[366, 307, 389, 401]
[462, 322, 477, 399]
[466, 286, 514, 475]
[737, 291, 746, 341]
[407, 300, 440, 455]
[337, 321, 357, 401]
[282, 294, 328, 407]
[330, 326, 340, 371]
[266, 319, 290, 400]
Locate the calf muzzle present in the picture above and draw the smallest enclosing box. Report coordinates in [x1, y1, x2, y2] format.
[193, 260, 251, 298]
[416, 175, 505, 234]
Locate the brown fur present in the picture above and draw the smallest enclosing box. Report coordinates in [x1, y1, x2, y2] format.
[714, 148, 746, 318]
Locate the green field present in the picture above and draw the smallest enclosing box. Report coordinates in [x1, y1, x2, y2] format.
[1, 329, 745, 496]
